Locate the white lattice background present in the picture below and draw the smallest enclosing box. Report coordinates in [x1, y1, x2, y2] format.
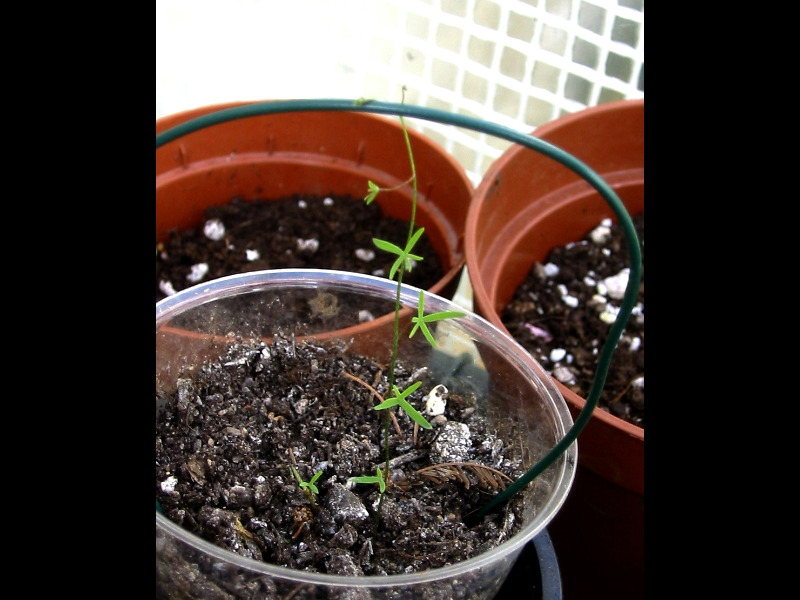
[156, 0, 644, 184]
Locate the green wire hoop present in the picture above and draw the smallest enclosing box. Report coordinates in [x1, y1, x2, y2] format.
[156, 98, 643, 516]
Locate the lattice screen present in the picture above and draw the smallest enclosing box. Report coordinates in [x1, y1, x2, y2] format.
[156, 0, 644, 184]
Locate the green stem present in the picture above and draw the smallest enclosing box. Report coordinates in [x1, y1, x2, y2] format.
[376, 101, 418, 527]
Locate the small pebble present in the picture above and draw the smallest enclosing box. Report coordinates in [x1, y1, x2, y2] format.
[430, 421, 471, 463]
[325, 483, 370, 526]
[552, 366, 576, 384]
[425, 384, 448, 416]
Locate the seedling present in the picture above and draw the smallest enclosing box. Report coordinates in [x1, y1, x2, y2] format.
[289, 464, 323, 508]
[354, 88, 466, 523]
[372, 228, 425, 281]
[374, 381, 431, 430]
[409, 289, 465, 347]
[350, 466, 387, 494]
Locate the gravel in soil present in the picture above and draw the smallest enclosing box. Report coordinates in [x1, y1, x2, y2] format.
[501, 213, 644, 427]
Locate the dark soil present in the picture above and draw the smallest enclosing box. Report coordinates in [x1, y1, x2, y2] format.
[501, 213, 644, 428]
[156, 336, 528, 599]
[156, 194, 443, 303]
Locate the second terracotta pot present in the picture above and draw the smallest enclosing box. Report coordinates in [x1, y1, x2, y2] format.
[464, 98, 644, 599]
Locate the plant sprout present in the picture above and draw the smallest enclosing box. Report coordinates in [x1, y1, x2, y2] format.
[409, 289, 465, 346]
[356, 88, 467, 523]
[289, 465, 323, 507]
[350, 467, 387, 494]
[374, 381, 431, 430]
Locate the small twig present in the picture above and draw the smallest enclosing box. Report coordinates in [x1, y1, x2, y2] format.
[343, 371, 402, 436]
[371, 449, 427, 472]
[416, 462, 514, 490]
[282, 583, 310, 600]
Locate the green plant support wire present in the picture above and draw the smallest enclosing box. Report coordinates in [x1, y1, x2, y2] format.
[156, 98, 643, 518]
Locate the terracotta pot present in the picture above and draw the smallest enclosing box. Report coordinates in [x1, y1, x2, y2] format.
[156, 101, 473, 300]
[464, 99, 643, 598]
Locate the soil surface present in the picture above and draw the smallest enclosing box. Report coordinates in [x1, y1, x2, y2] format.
[156, 336, 528, 599]
[501, 213, 644, 428]
[156, 194, 443, 303]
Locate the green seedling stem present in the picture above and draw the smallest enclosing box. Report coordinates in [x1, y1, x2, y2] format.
[357, 90, 465, 524]
[289, 465, 322, 508]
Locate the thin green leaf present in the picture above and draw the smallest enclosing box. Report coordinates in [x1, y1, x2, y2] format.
[418, 322, 437, 346]
[409, 291, 466, 347]
[374, 397, 400, 411]
[406, 227, 425, 252]
[398, 398, 432, 429]
[372, 237, 404, 255]
[364, 180, 381, 204]
[422, 310, 467, 322]
[349, 467, 386, 493]
[373, 228, 426, 279]
[375, 382, 430, 429]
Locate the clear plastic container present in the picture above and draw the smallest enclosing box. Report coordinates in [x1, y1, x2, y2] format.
[156, 269, 575, 599]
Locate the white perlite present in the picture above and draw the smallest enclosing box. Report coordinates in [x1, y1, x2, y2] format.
[589, 218, 613, 244]
[186, 263, 209, 282]
[203, 218, 225, 241]
[159, 280, 177, 296]
[599, 304, 620, 324]
[355, 248, 376, 261]
[425, 384, 448, 416]
[560, 292, 579, 308]
[245, 249, 260, 261]
[602, 268, 630, 300]
[536, 262, 559, 278]
[296, 238, 319, 253]
[160, 475, 178, 494]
